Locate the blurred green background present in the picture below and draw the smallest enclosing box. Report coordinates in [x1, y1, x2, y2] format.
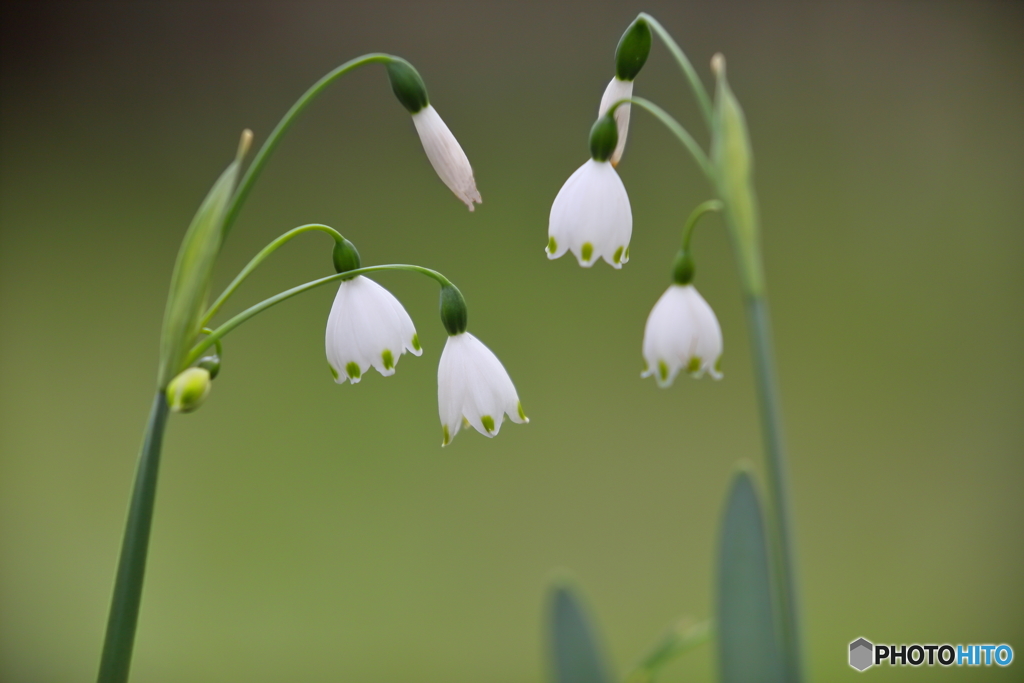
[1, 1, 1021, 681]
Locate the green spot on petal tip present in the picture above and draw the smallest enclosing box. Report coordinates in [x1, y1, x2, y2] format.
[517, 401, 528, 422]
[687, 356, 702, 374]
[581, 242, 593, 262]
[547, 236, 557, 254]
[481, 415, 495, 433]
[411, 333, 421, 351]
[613, 246, 623, 264]
[345, 362, 361, 380]
[329, 364, 338, 380]
[442, 424, 450, 446]
[715, 356, 723, 373]
[382, 349, 394, 370]
[658, 360, 669, 382]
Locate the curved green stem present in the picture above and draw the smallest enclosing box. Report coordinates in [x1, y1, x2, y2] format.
[681, 199, 723, 250]
[201, 224, 345, 327]
[186, 264, 453, 365]
[637, 12, 713, 128]
[97, 392, 170, 683]
[620, 97, 715, 182]
[199, 328, 223, 360]
[221, 52, 398, 238]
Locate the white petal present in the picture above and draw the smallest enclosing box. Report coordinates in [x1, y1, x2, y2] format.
[437, 332, 525, 445]
[412, 105, 482, 211]
[325, 276, 420, 383]
[547, 159, 632, 269]
[599, 77, 633, 166]
[641, 285, 723, 387]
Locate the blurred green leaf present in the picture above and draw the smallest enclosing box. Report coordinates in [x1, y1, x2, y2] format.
[716, 470, 784, 683]
[548, 579, 614, 683]
[156, 158, 239, 388]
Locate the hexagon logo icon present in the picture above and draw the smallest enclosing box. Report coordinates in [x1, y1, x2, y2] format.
[850, 637, 874, 671]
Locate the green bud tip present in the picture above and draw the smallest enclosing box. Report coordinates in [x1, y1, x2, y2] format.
[167, 367, 212, 414]
[672, 249, 695, 285]
[439, 284, 468, 336]
[589, 114, 619, 162]
[237, 129, 253, 162]
[481, 415, 495, 433]
[615, 18, 652, 81]
[332, 238, 361, 276]
[196, 354, 221, 379]
[386, 58, 429, 114]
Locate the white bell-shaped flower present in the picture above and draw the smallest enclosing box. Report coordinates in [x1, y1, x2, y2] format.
[547, 159, 632, 269]
[412, 105, 482, 211]
[598, 77, 633, 166]
[641, 284, 723, 387]
[325, 275, 422, 384]
[437, 332, 527, 445]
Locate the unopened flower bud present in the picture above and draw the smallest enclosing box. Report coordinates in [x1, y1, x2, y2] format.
[166, 367, 212, 413]
[439, 284, 468, 336]
[615, 18, 652, 81]
[589, 114, 619, 162]
[332, 237, 361, 276]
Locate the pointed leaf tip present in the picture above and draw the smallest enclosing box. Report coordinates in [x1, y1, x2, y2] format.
[548, 581, 613, 683]
[716, 470, 785, 683]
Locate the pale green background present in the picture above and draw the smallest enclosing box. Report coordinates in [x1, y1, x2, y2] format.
[1, 1, 1022, 681]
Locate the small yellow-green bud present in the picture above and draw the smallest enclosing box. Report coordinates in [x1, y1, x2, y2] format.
[166, 367, 212, 413]
[615, 18, 652, 81]
[589, 114, 619, 162]
[332, 237, 361, 276]
[386, 59, 429, 114]
[439, 284, 468, 336]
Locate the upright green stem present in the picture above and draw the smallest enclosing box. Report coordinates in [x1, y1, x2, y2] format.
[97, 393, 171, 683]
[744, 294, 803, 683]
[221, 53, 395, 238]
[637, 13, 713, 128]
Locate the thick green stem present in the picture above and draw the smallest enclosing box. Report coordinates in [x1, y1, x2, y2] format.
[185, 264, 452, 365]
[637, 13, 713, 128]
[201, 224, 345, 327]
[221, 53, 395, 238]
[97, 393, 171, 683]
[744, 294, 803, 683]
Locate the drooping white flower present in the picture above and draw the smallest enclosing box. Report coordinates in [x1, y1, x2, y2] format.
[547, 159, 632, 268]
[412, 105, 482, 211]
[437, 332, 527, 445]
[325, 275, 422, 384]
[641, 284, 723, 387]
[599, 77, 633, 166]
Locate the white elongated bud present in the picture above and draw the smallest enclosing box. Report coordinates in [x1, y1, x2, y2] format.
[412, 106, 482, 211]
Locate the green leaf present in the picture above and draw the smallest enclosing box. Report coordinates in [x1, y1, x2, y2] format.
[716, 470, 784, 683]
[157, 158, 240, 388]
[710, 55, 764, 296]
[548, 579, 613, 683]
